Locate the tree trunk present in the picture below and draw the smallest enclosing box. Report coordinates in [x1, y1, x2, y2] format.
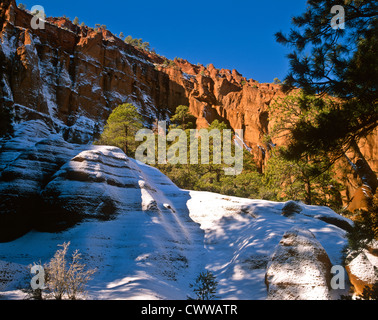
[349, 139, 378, 194]
[124, 125, 128, 155]
[304, 178, 312, 205]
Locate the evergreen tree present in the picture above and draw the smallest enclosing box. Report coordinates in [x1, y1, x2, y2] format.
[95, 104, 143, 157]
[188, 271, 219, 300]
[170, 105, 196, 130]
[136, 38, 143, 47]
[197, 120, 228, 185]
[141, 42, 150, 51]
[124, 35, 133, 44]
[276, 0, 377, 99]
[157, 106, 264, 199]
[73, 17, 79, 25]
[263, 148, 342, 208]
[266, 92, 343, 208]
[275, 0, 378, 193]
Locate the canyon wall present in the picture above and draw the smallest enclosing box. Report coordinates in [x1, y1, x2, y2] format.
[1, 0, 377, 208]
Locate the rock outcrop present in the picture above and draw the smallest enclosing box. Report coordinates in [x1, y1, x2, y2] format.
[0, 120, 85, 240]
[0, 0, 184, 144]
[41, 147, 142, 220]
[346, 246, 378, 297]
[0, 171, 352, 300]
[265, 227, 333, 300]
[0, 122, 162, 240]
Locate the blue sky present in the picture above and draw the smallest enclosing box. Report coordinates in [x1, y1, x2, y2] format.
[20, 0, 308, 83]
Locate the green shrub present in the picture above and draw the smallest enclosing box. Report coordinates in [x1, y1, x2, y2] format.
[188, 271, 219, 300]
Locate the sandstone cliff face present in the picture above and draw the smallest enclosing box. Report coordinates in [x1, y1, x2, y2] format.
[0, 0, 376, 207]
[0, 1, 282, 154]
[155, 59, 284, 170]
[0, 0, 187, 144]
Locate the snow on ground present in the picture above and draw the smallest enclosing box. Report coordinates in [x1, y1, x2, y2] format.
[187, 192, 350, 299]
[0, 147, 351, 300]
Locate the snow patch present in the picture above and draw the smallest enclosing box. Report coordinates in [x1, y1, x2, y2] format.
[0, 34, 16, 59]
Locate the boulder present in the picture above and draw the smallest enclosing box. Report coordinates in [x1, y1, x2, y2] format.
[281, 200, 303, 217]
[265, 227, 333, 300]
[346, 249, 378, 297]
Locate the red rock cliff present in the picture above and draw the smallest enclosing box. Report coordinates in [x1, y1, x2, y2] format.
[1, 0, 376, 207]
[0, 0, 189, 143]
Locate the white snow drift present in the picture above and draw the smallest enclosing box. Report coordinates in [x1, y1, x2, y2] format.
[0, 125, 354, 300]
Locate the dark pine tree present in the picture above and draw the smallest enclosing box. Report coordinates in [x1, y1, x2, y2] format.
[275, 0, 378, 193]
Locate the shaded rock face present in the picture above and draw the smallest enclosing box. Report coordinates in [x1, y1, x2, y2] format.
[0, 120, 155, 241]
[0, 120, 84, 240]
[265, 227, 333, 300]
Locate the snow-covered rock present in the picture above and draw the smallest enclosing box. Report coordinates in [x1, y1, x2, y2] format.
[281, 200, 303, 217]
[187, 193, 350, 300]
[41, 146, 142, 220]
[346, 249, 378, 296]
[0, 174, 352, 300]
[265, 228, 333, 300]
[0, 121, 85, 241]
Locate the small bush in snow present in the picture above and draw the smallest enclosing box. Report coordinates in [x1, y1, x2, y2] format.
[27, 242, 96, 300]
[188, 271, 219, 300]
